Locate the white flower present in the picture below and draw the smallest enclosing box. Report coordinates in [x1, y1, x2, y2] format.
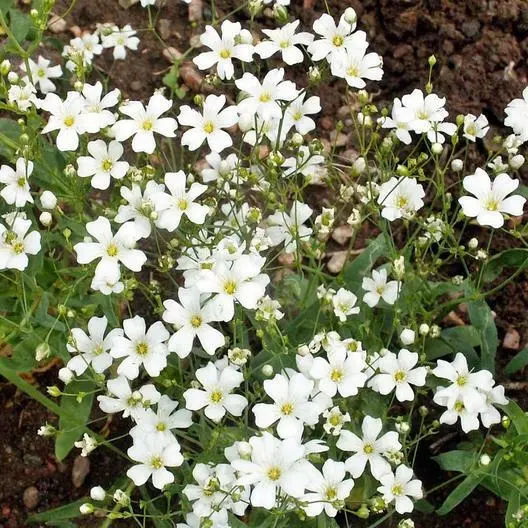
[458, 168, 525, 228]
[97, 376, 160, 418]
[332, 288, 360, 321]
[362, 268, 400, 307]
[90, 486, 106, 501]
[332, 40, 383, 88]
[377, 177, 425, 221]
[40, 91, 86, 151]
[127, 436, 183, 489]
[178, 94, 238, 153]
[253, 373, 320, 438]
[162, 287, 225, 358]
[74, 216, 147, 281]
[337, 415, 401, 479]
[283, 94, 321, 135]
[154, 171, 208, 231]
[183, 361, 248, 422]
[201, 152, 239, 183]
[235, 68, 298, 120]
[256, 295, 284, 321]
[112, 93, 177, 154]
[77, 140, 129, 190]
[177, 511, 229, 528]
[0, 217, 41, 270]
[101, 24, 140, 60]
[432, 353, 494, 413]
[81, 81, 120, 133]
[255, 20, 313, 65]
[0, 157, 33, 207]
[380, 98, 412, 145]
[197, 254, 269, 321]
[308, 13, 357, 67]
[303, 460, 354, 517]
[480, 384, 508, 428]
[67, 316, 123, 375]
[323, 406, 351, 436]
[377, 465, 423, 514]
[265, 201, 313, 253]
[310, 347, 367, 398]
[231, 432, 312, 509]
[110, 315, 169, 379]
[22, 56, 62, 93]
[463, 113, 489, 142]
[114, 180, 165, 238]
[131, 395, 192, 444]
[399, 328, 415, 346]
[368, 349, 427, 401]
[504, 87, 528, 143]
[74, 433, 97, 457]
[193, 20, 253, 80]
[8, 82, 37, 111]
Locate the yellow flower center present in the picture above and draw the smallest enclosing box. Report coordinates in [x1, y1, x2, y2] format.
[267, 466, 281, 481]
[485, 197, 499, 211]
[391, 484, 403, 496]
[259, 92, 272, 103]
[93, 344, 104, 356]
[325, 487, 337, 500]
[456, 375, 468, 387]
[203, 120, 215, 134]
[219, 49, 231, 59]
[279, 40, 289, 49]
[106, 243, 119, 257]
[347, 66, 359, 77]
[142, 119, 153, 131]
[150, 456, 163, 469]
[293, 111, 303, 121]
[178, 199, 188, 211]
[393, 370, 407, 382]
[363, 443, 374, 455]
[37, 69, 46, 77]
[329, 413, 342, 426]
[223, 280, 237, 295]
[190, 315, 202, 328]
[102, 159, 113, 172]
[454, 400, 465, 413]
[156, 422, 167, 431]
[210, 390, 223, 403]
[396, 195, 409, 209]
[330, 368, 344, 383]
[280, 402, 294, 415]
[12, 241, 24, 254]
[332, 35, 344, 47]
[17, 177, 26, 187]
[63, 116, 75, 127]
[136, 342, 149, 356]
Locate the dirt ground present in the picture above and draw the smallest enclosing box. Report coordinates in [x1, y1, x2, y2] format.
[1, 0, 528, 526]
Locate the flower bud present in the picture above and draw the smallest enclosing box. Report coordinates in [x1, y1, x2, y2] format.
[308, 66, 322, 83]
[273, 4, 288, 23]
[79, 503, 94, 515]
[40, 190, 57, 209]
[344, 7, 357, 25]
[468, 237, 478, 250]
[510, 154, 525, 170]
[291, 132, 303, 146]
[40, 211, 53, 227]
[261, 364, 274, 377]
[7, 71, 19, 84]
[356, 504, 370, 519]
[480, 454, 491, 466]
[418, 323, 430, 336]
[90, 486, 106, 501]
[0, 59, 11, 75]
[431, 142, 443, 155]
[428, 55, 437, 67]
[35, 342, 51, 361]
[400, 328, 415, 345]
[47, 385, 61, 397]
[58, 367, 74, 384]
[352, 156, 366, 175]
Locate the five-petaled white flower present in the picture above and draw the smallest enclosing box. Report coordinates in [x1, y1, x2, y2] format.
[377, 464, 423, 514]
[179, 94, 238, 153]
[362, 268, 400, 307]
[377, 177, 425, 221]
[22, 55, 62, 94]
[463, 113, 489, 142]
[81, 81, 120, 133]
[458, 168, 525, 228]
[0, 217, 41, 271]
[265, 200, 313, 253]
[112, 92, 177, 154]
[101, 24, 140, 60]
[256, 20, 313, 65]
[504, 86, 528, 142]
[332, 288, 360, 321]
[183, 361, 248, 422]
[0, 157, 34, 207]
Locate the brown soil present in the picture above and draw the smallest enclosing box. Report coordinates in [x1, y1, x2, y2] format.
[2, 0, 528, 527]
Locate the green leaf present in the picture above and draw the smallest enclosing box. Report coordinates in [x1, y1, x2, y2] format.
[436, 473, 485, 515]
[0, 0, 13, 14]
[482, 249, 528, 283]
[467, 294, 498, 373]
[502, 400, 528, 435]
[505, 490, 521, 527]
[424, 326, 480, 363]
[343, 234, 387, 286]
[433, 450, 477, 473]
[55, 380, 95, 461]
[504, 347, 528, 376]
[415, 498, 435, 513]
[28, 499, 86, 523]
[9, 8, 30, 42]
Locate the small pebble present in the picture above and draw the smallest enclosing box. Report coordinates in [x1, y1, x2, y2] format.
[23, 487, 40, 510]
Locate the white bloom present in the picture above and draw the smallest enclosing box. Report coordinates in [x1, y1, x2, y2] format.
[179, 94, 238, 153]
[127, 436, 183, 489]
[256, 295, 284, 321]
[265, 201, 313, 253]
[235, 68, 298, 120]
[458, 168, 525, 228]
[504, 87, 528, 142]
[177, 511, 228, 528]
[480, 384, 508, 428]
[399, 329, 415, 345]
[40, 91, 86, 151]
[22, 56, 62, 93]
[284, 94, 321, 135]
[114, 180, 165, 238]
[310, 347, 367, 397]
[110, 315, 169, 379]
[362, 268, 400, 307]
[112, 93, 177, 154]
[162, 287, 225, 358]
[377, 465, 423, 514]
[332, 41, 383, 88]
[81, 82, 120, 133]
[8, 82, 37, 111]
[0, 157, 33, 207]
[380, 98, 412, 145]
[201, 152, 239, 183]
[303, 460, 354, 517]
[74, 433, 97, 457]
[74, 216, 147, 282]
[332, 288, 360, 321]
[0, 217, 41, 270]
[183, 361, 248, 422]
[154, 171, 208, 231]
[323, 406, 351, 436]
[77, 140, 129, 190]
[253, 373, 320, 438]
[97, 376, 160, 418]
[101, 24, 140, 60]
[231, 432, 313, 509]
[368, 349, 427, 401]
[337, 415, 401, 479]
[67, 316, 123, 375]
[463, 113, 489, 142]
[193, 20, 253, 80]
[377, 177, 425, 221]
[256, 20, 313, 65]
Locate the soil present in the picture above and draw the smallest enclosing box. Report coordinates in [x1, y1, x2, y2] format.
[1, 0, 528, 526]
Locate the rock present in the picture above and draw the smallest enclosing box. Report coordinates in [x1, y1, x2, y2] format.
[392, 44, 413, 59]
[332, 225, 353, 245]
[180, 61, 204, 91]
[130, 81, 142, 92]
[188, 0, 203, 22]
[47, 15, 67, 33]
[163, 47, 183, 63]
[72, 455, 90, 488]
[320, 116, 334, 131]
[118, 0, 140, 7]
[327, 251, 347, 273]
[503, 328, 521, 350]
[461, 20, 480, 38]
[329, 131, 348, 147]
[157, 19, 172, 40]
[23, 487, 40, 510]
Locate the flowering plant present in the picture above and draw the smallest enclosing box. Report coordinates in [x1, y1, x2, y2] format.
[1, 1, 528, 527]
